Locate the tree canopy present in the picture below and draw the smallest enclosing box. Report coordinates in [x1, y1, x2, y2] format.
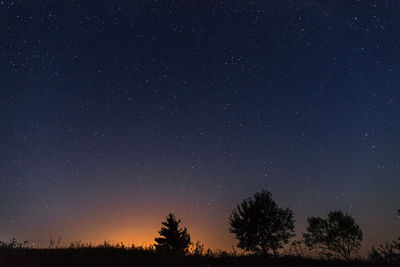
[303, 210, 362, 259]
[229, 190, 295, 256]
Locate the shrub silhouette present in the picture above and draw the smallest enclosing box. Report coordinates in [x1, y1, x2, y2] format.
[369, 237, 400, 262]
[303, 210, 362, 259]
[229, 190, 295, 256]
[0, 238, 29, 249]
[154, 213, 191, 255]
[191, 240, 205, 256]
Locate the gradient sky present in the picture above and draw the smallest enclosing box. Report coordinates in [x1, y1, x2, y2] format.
[1, 0, 399, 255]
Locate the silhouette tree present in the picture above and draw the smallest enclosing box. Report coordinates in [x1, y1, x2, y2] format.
[229, 190, 295, 256]
[303, 210, 362, 259]
[369, 209, 400, 262]
[398, 209, 400, 223]
[154, 213, 191, 254]
[369, 237, 400, 262]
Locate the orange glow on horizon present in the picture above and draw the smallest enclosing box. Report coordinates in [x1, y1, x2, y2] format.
[24, 198, 236, 251]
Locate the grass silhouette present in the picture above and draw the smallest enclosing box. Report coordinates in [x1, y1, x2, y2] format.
[1, 239, 399, 267]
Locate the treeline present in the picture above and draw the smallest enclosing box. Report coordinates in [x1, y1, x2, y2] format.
[152, 190, 399, 262]
[1, 190, 399, 265]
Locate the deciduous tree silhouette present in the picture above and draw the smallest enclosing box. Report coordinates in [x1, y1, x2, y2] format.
[369, 237, 400, 262]
[303, 210, 362, 259]
[369, 209, 400, 262]
[229, 190, 295, 256]
[154, 213, 191, 255]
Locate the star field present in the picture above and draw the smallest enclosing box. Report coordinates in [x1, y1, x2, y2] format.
[1, 0, 399, 254]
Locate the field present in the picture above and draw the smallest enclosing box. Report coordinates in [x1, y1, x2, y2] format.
[1, 246, 398, 267]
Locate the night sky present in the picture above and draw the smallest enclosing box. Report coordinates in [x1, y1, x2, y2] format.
[1, 0, 399, 254]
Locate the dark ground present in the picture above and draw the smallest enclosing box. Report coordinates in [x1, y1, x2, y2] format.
[1, 248, 399, 267]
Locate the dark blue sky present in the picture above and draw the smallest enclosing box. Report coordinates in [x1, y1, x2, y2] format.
[1, 0, 399, 253]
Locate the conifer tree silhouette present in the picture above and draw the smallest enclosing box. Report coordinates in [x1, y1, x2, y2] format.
[154, 213, 191, 254]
